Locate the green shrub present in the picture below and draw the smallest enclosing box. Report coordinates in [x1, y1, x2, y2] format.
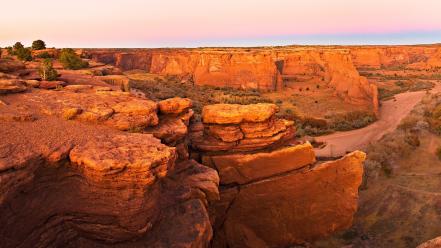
[303, 117, 328, 128]
[331, 111, 376, 131]
[35, 51, 52, 59]
[39, 58, 58, 81]
[59, 48, 89, 69]
[16, 48, 32, 61]
[32, 40, 46, 50]
[13, 42, 24, 51]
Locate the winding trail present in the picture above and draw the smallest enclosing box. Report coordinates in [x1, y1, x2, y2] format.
[315, 82, 441, 158]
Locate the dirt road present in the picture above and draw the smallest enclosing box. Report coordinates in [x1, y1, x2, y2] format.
[315, 83, 441, 157]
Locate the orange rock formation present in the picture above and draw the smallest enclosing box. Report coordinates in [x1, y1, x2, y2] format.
[0, 49, 370, 247]
[191, 103, 366, 247]
[86, 47, 379, 114]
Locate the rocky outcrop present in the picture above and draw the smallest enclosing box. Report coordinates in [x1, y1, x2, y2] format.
[189, 103, 366, 247]
[190, 103, 295, 153]
[146, 97, 194, 159]
[210, 150, 365, 248]
[0, 85, 219, 247]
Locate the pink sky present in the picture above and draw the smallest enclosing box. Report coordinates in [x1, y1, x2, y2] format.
[1, 0, 441, 47]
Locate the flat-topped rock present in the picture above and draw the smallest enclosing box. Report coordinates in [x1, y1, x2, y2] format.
[202, 103, 278, 124]
[70, 133, 176, 181]
[158, 97, 192, 115]
[204, 143, 316, 185]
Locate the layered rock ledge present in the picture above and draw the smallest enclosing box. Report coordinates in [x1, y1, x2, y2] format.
[191, 103, 295, 153]
[0, 86, 218, 247]
[188, 103, 366, 247]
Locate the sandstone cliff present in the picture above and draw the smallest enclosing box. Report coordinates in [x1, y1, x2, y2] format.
[349, 45, 441, 70]
[86, 48, 379, 114]
[0, 83, 219, 247]
[190, 103, 366, 247]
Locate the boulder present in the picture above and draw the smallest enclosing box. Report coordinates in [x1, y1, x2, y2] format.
[202, 103, 278, 124]
[191, 104, 295, 153]
[212, 151, 366, 247]
[204, 143, 316, 185]
[158, 97, 192, 115]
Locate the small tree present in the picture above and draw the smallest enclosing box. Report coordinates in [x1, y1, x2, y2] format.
[39, 58, 58, 81]
[32, 40, 46, 50]
[13, 42, 24, 51]
[16, 48, 32, 61]
[59, 48, 89, 69]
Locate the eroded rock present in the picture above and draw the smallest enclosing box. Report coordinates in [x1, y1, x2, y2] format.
[212, 151, 366, 247]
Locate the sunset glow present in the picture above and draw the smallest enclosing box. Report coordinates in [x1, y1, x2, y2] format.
[1, 0, 441, 47]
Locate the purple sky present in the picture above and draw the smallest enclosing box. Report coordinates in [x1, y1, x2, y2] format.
[1, 0, 441, 47]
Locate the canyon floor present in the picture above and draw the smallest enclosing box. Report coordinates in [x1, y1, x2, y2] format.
[315, 81, 441, 157]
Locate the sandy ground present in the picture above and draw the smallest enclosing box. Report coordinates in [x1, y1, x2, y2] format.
[315, 82, 441, 157]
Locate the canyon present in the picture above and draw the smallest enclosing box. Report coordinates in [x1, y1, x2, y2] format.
[85, 47, 380, 115]
[1, 44, 441, 247]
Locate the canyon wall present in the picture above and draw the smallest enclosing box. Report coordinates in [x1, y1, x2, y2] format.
[0, 85, 219, 247]
[86, 48, 379, 113]
[349, 45, 441, 70]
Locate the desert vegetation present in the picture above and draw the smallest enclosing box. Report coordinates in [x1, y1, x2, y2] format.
[129, 73, 273, 116]
[129, 72, 376, 134]
[59, 48, 89, 69]
[364, 93, 441, 182]
[31, 39, 46, 50]
[39, 58, 58, 81]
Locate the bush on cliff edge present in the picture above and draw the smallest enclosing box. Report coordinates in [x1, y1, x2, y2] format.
[59, 48, 88, 70]
[39, 58, 58, 81]
[32, 40, 46, 50]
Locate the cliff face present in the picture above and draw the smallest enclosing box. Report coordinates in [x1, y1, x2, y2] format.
[349, 45, 441, 69]
[86, 48, 378, 113]
[275, 49, 379, 112]
[0, 86, 219, 247]
[191, 103, 366, 247]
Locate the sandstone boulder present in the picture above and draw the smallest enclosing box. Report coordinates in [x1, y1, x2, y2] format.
[202, 103, 278, 124]
[212, 150, 366, 247]
[158, 97, 192, 115]
[191, 104, 295, 153]
[204, 143, 316, 185]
